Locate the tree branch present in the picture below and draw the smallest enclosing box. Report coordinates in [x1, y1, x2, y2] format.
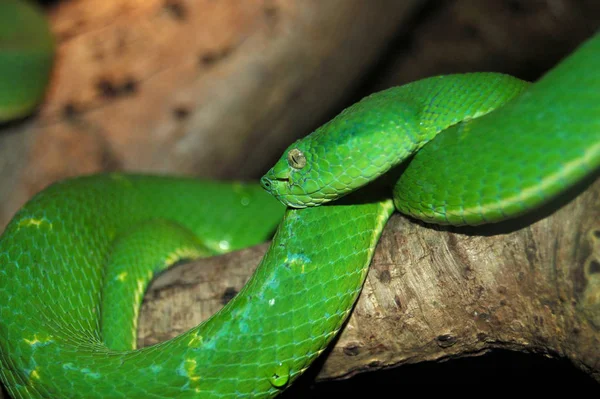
[138, 176, 600, 383]
[0, 0, 421, 228]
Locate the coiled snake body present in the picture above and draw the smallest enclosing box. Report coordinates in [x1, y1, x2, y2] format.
[0, 8, 598, 398]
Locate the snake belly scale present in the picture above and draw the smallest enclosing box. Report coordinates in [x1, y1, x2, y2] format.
[0, 22, 599, 399]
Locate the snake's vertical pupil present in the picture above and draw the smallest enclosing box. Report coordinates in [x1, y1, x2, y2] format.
[287, 149, 306, 169]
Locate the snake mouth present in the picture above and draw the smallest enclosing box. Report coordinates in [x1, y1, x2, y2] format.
[261, 170, 327, 208]
[260, 176, 289, 192]
[271, 189, 336, 209]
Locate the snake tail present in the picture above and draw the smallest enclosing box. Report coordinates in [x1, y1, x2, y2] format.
[0, 0, 54, 122]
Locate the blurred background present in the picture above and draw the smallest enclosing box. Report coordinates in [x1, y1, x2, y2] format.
[1, 0, 599, 396]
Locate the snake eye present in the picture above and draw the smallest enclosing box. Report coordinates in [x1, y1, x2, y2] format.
[287, 148, 306, 170]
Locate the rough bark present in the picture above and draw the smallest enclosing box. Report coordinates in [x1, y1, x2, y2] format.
[138, 176, 600, 385]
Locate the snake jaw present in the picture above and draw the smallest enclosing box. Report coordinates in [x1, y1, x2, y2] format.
[261, 168, 315, 208]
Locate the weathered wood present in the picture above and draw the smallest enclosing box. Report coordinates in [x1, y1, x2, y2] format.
[139, 177, 600, 383]
[0, 0, 420, 228]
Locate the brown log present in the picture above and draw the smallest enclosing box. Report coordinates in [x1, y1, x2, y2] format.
[138, 176, 600, 387]
[0, 0, 421, 229]
[372, 0, 600, 89]
[4, 0, 599, 232]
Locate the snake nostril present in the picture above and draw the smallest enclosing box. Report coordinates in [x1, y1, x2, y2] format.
[260, 177, 271, 189]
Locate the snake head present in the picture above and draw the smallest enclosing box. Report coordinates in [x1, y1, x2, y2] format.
[260, 140, 326, 208]
[261, 87, 420, 208]
[261, 118, 381, 208]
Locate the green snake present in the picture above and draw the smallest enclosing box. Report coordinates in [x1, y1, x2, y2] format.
[0, 2, 599, 396]
[0, 0, 53, 123]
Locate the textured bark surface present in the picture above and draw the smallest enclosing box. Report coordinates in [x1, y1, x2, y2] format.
[139, 177, 600, 386]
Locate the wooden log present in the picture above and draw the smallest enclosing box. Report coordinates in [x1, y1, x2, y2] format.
[138, 176, 600, 385]
[0, 0, 421, 228]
